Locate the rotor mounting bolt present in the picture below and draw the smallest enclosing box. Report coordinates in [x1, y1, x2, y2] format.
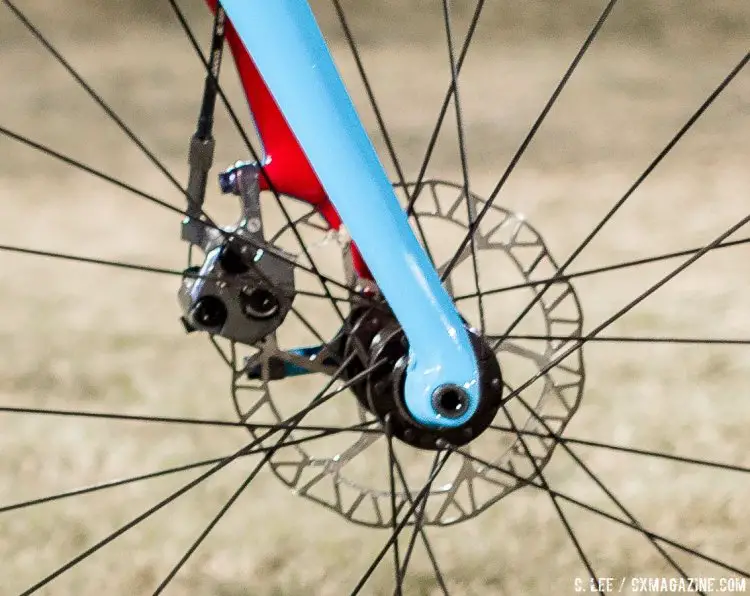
[246, 218, 261, 233]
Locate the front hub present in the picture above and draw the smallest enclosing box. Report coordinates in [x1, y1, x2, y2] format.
[344, 307, 503, 449]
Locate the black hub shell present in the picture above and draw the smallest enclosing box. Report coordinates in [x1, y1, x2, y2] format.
[343, 306, 503, 449]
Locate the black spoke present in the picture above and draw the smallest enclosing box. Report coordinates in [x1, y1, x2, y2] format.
[453, 236, 750, 302]
[516, 395, 699, 590]
[153, 456, 266, 594]
[458, 449, 750, 578]
[0, 125, 359, 302]
[153, 384, 345, 593]
[0, 3, 361, 311]
[0, 241, 348, 302]
[499, 404, 602, 593]
[440, 0, 484, 333]
[20, 352, 379, 594]
[0, 125, 183, 214]
[496, 212, 750, 406]
[3, 0, 187, 197]
[440, 0, 620, 281]
[0, 241, 355, 299]
[0, 405, 381, 434]
[385, 416, 403, 595]
[490, 424, 750, 474]
[350, 449, 452, 596]
[496, 50, 749, 338]
[495, 334, 750, 346]
[406, 0, 487, 216]
[392, 451, 449, 596]
[20, 436, 267, 595]
[0, 243, 189, 278]
[329, 0, 405, 189]
[0, 426, 363, 516]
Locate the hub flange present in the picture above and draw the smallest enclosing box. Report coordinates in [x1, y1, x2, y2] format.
[343, 306, 503, 449]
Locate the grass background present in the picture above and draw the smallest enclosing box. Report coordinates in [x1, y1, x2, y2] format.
[1, 0, 749, 594]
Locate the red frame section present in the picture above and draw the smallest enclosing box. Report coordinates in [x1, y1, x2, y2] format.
[206, 0, 371, 279]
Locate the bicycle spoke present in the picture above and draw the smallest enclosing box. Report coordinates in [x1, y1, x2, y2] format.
[385, 416, 403, 595]
[497, 50, 749, 337]
[152, 460, 263, 593]
[406, 0, 487, 215]
[0, 241, 351, 302]
[456, 449, 750, 578]
[0, 243, 189, 278]
[3, 0, 188, 197]
[0, 426, 363, 516]
[490, 425, 750, 474]
[153, 392, 342, 594]
[515, 395, 699, 590]
[495, 212, 750, 405]
[0, 126, 358, 302]
[453, 238, 750, 302]
[441, 0, 620, 281]
[20, 352, 379, 594]
[453, 235, 750, 302]
[330, 0, 404, 190]
[0, 125, 183, 214]
[392, 451, 450, 596]
[0, 405, 381, 434]
[440, 0, 484, 333]
[493, 334, 750, 346]
[500, 404, 602, 593]
[19, 436, 262, 595]
[350, 450, 452, 596]
[1, 1, 363, 309]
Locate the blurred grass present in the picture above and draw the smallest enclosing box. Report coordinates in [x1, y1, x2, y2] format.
[3, 0, 749, 46]
[0, 0, 748, 593]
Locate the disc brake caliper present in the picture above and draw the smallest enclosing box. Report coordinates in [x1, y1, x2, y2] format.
[178, 162, 296, 345]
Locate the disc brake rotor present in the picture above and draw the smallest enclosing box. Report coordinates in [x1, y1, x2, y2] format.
[214, 180, 584, 527]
